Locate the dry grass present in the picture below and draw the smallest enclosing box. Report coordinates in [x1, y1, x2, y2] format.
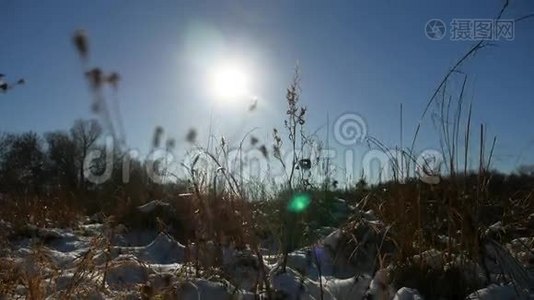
[3, 11, 534, 298]
[0, 193, 82, 236]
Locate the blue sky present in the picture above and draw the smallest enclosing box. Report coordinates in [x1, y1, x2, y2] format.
[1, 0, 533, 181]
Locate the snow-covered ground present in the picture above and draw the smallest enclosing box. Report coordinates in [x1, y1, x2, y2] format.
[1, 204, 533, 299]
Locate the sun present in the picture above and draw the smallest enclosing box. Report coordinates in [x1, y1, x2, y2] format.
[210, 62, 249, 102]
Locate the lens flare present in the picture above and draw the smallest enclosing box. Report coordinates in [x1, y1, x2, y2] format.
[287, 193, 311, 213]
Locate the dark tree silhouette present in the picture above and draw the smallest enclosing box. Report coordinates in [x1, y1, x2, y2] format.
[0, 132, 45, 194]
[70, 119, 102, 190]
[45, 131, 78, 189]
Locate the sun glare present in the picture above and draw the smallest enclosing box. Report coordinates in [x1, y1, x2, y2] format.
[210, 62, 249, 102]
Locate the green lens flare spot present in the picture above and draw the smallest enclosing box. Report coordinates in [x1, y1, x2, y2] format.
[287, 193, 311, 213]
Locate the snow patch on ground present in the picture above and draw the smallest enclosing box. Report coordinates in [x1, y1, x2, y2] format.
[2, 202, 534, 299]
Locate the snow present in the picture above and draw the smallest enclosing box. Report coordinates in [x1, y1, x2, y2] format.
[323, 275, 371, 300]
[222, 249, 262, 291]
[271, 267, 335, 299]
[368, 268, 396, 298]
[179, 279, 234, 300]
[467, 284, 520, 300]
[322, 229, 342, 250]
[136, 200, 171, 213]
[393, 287, 423, 300]
[2, 206, 534, 299]
[106, 255, 149, 288]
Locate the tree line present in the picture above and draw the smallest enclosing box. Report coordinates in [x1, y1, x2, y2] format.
[0, 119, 175, 213]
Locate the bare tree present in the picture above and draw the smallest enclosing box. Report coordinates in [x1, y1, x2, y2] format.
[70, 119, 102, 190]
[45, 131, 78, 189]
